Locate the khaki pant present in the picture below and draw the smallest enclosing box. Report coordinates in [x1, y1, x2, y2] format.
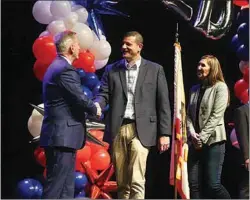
[112, 123, 149, 199]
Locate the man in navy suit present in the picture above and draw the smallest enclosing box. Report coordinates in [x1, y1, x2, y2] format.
[40, 30, 101, 199]
[94, 31, 171, 199]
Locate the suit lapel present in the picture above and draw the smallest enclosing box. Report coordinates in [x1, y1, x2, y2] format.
[135, 58, 148, 95]
[119, 60, 127, 99]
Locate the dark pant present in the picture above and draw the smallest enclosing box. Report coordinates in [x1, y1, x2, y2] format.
[188, 142, 231, 199]
[42, 147, 76, 199]
[239, 165, 249, 199]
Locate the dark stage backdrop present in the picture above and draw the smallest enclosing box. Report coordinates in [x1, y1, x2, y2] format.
[2, 0, 244, 198]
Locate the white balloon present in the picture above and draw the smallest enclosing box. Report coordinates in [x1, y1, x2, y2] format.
[63, 12, 78, 30]
[230, 128, 240, 149]
[89, 40, 111, 60]
[50, 1, 71, 18]
[71, 22, 94, 50]
[39, 30, 50, 37]
[71, 4, 83, 11]
[47, 20, 66, 35]
[239, 60, 249, 74]
[28, 104, 44, 137]
[94, 58, 109, 70]
[75, 8, 88, 24]
[32, 1, 53, 24]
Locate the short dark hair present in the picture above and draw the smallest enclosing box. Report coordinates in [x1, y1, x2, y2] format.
[123, 31, 143, 44]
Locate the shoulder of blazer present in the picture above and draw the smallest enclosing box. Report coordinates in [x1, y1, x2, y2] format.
[190, 84, 200, 93]
[105, 59, 124, 73]
[142, 58, 161, 69]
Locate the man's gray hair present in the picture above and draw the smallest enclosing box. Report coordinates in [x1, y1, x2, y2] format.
[54, 31, 77, 54]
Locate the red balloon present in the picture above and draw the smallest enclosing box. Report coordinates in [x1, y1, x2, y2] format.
[32, 35, 57, 64]
[88, 129, 104, 141]
[33, 60, 50, 81]
[243, 67, 249, 84]
[239, 89, 249, 104]
[34, 147, 46, 167]
[233, 0, 249, 7]
[90, 149, 111, 171]
[234, 79, 249, 98]
[72, 51, 96, 73]
[75, 145, 92, 172]
[86, 141, 110, 155]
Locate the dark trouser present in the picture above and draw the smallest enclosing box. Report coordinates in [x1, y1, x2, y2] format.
[42, 147, 76, 199]
[239, 165, 249, 199]
[188, 141, 231, 199]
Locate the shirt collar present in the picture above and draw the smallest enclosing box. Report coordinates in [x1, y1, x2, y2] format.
[124, 57, 141, 69]
[60, 55, 72, 65]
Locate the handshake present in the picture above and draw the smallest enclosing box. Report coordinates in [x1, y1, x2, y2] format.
[94, 102, 102, 119]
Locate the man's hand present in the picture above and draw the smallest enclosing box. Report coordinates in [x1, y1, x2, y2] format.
[94, 102, 102, 119]
[190, 132, 202, 148]
[158, 136, 170, 153]
[245, 159, 249, 171]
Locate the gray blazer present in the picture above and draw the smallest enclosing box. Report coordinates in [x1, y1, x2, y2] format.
[187, 81, 229, 146]
[95, 58, 171, 147]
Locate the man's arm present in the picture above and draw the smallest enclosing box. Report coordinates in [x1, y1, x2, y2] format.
[57, 68, 97, 115]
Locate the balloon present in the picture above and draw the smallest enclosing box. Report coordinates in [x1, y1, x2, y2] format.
[90, 149, 111, 171]
[33, 60, 50, 81]
[76, 68, 86, 79]
[82, 86, 93, 99]
[89, 40, 111, 60]
[230, 128, 240, 149]
[194, 0, 233, 40]
[16, 178, 43, 199]
[75, 172, 88, 191]
[82, 73, 99, 90]
[231, 34, 242, 52]
[34, 147, 46, 167]
[237, 23, 249, 45]
[75, 145, 91, 172]
[71, 22, 94, 50]
[75, 7, 89, 24]
[50, 1, 71, 18]
[75, 190, 86, 198]
[32, 35, 57, 64]
[94, 58, 109, 70]
[234, 79, 249, 98]
[32, 1, 53, 24]
[92, 81, 101, 96]
[236, 7, 249, 25]
[47, 20, 66, 35]
[233, 0, 249, 7]
[162, 0, 193, 21]
[39, 30, 50, 37]
[239, 60, 249, 73]
[73, 51, 95, 73]
[63, 12, 78, 30]
[243, 67, 249, 83]
[28, 103, 44, 137]
[237, 44, 249, 61]
[239, 89, 249, 104]
[88, 129, 104, 141]
[86, 141, 109, 155]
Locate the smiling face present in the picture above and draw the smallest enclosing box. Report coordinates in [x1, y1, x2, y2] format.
[197, 59, 211, 80]
[121, 36, 142, 62]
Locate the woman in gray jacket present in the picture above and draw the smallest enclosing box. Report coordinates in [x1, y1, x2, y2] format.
[187, 55, 231, 199]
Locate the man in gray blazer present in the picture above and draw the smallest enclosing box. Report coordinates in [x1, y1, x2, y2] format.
[95, 31, 171, 199]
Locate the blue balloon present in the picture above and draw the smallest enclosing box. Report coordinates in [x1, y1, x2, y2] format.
[75, 172, 88, 191]
[92, 81, 101, 96]
[75, 190, 86, 198]
[231, 34, 242, 52]
[237, 23, 249, 45]
[237, 44, 249, 61]
[236, 8, 249, 25]
[16, 178, 43, 199]
[82, 73, 99, 90]
[77, 69, 86, 79]
[82, 86, 93, 99]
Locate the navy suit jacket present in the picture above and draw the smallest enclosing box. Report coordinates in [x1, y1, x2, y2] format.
[40, 56, 97, 150]
[95, 58, 171, 147]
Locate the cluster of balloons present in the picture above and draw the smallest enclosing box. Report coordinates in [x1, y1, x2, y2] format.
[32, 0, 112, 81]
[231, 3, 249, 104]
[16, 178, 43, 199]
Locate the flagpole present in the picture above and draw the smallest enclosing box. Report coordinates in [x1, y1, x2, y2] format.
[174, 22, 179, 200]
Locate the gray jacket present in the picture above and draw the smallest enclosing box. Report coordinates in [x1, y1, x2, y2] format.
[187, 81, 229, 145]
